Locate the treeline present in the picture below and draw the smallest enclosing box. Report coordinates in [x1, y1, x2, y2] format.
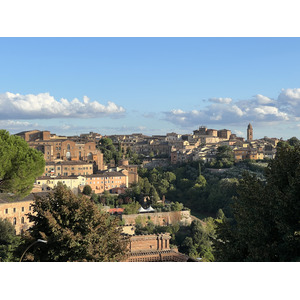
[214, 139, 300, 262]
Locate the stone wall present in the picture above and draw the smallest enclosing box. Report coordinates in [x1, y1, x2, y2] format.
[121, 210, 192, 226]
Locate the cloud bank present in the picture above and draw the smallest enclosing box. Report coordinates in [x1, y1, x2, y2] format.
[0, 92, 125, 119]
[164, 89, 299, 128]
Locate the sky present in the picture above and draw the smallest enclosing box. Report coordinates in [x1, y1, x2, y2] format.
[1, 37, 300, 139]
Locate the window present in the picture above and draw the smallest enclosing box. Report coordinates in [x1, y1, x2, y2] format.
[13, 218, 16, 225]
[5, 209, 8, 214]
[21, 217, 25, 224]
[29, 206, 32, 211]
[57, 167, 60, 170]
[22, 207, 24, 212]
[13, 208, 16, 213]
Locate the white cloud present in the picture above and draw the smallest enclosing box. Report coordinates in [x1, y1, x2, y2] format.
[164, 89, 297, 128]
[0, 92, 125, 119]
[0, 120, 39, 132]
[278, 88, 300, 107]
[253, 106, 289, 120]
[255, 94, 273, 105]
[209, 97, 232, 104]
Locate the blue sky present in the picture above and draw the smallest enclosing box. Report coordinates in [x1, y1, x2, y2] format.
[1, 37, 300, 139]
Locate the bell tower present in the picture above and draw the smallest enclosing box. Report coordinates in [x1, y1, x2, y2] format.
[247, 123, 253, 141]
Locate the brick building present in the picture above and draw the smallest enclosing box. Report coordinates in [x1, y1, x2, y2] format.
[15, 130, 51, 142]
[122, 233, 193, 262]
[16, 130, 104, 171]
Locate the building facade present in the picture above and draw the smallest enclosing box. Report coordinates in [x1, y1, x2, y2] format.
[122, 233, 193, 262]
[0, 193, 47, 234]
[85, 171, 127, 194]
[44, 161, 94, 177]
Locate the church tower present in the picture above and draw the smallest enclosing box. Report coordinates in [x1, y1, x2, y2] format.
[247, 123, 253, 141]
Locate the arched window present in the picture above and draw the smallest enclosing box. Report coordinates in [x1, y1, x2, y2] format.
[66, 152, 71, 160]
[13, 218, 17, 225]
[67, 144, 70, 150]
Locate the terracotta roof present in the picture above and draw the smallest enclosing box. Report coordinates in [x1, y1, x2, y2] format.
[46, 161, 93, 165]
[0, 192, 49, 204]
[109, 208, 124, 214]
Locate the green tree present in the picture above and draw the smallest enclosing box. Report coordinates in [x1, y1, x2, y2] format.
[215, 143, 300, 261]
[287, 136, 300, 147]
[195, 175, 207, 187]
[0, 218, 22, 262]
[98, 137, 120, 165]
[171, 201, 183, 211]
[121, 201, 141, 214]
[164, 171, 176, 183]
[23, 184, 128, 262]
[82, 185, 92, 195]
[0, 130, 45, 196]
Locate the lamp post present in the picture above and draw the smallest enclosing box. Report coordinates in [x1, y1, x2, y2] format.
[19, 239, 47, 262]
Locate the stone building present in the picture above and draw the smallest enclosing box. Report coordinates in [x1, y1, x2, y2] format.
[117, 159, 139, 185]
[0, 192, 47, 234]
[217, 129, 232, 139]
[35, 175, 86, 195]
[44, 161, 94, 176]
[85, 171, 127, 194]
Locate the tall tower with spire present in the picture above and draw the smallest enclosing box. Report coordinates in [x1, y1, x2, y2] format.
[247, 123, 253, 141]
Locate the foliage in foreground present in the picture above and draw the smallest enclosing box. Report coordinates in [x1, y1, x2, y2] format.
[23, 184, 128, 262]
[0, 218, 22, 262]
[0, 130, 45, 197]
[214, 143, 300, 261]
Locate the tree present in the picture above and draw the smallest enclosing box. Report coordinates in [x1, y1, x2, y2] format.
[82, 185, 92, 195]
[214, 143, 300, 261]
[23, 184, 128, 262]
[287, 136, 300, 147]
[164, 171, 176, 183]
[97, 137, 119, 165]
[0, 218, 22, 262]
[171, 201, 183, 211]
[0, 130, 45, 196]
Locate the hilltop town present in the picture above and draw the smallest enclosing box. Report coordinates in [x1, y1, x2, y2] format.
[0, 124, 295, 262]
[11, 123, 278, 195]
